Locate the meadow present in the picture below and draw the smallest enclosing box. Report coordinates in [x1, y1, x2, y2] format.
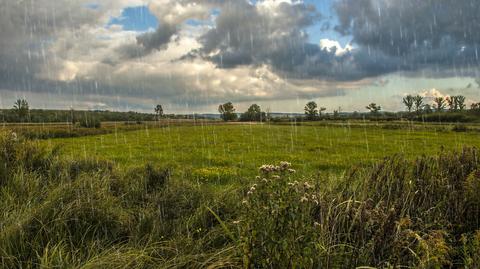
[43, 122, 480, 180]
[1, 121, 480, 268]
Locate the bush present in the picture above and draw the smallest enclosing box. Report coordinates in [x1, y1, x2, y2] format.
[79, 117, 101, 128]
[416, 112, 477, 123]
[239, 162, 321, 268]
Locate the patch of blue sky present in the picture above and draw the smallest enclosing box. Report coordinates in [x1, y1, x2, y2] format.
[303, 0, 352, 46]
[108, 6, 158, 32]
[248, 0, 352, 46]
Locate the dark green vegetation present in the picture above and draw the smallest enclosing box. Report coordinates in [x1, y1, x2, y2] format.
[2, 125, 480, 268]
[218, 102, 238, 122]
[1, 108, 156, 123]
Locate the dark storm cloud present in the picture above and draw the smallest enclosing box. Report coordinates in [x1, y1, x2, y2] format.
[333, 0, 480, 72]
[184, 0, 480, 80]
[196, 1, 322, 71]
[115, 23, 179, 60]
[184, 0, 411, 80]
[136, 23, 178, 52]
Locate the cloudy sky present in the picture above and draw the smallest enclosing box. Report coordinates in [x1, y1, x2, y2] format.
[0, 0, 479, 113]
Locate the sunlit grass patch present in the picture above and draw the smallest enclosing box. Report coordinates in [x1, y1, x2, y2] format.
[190, 166, 238, 185]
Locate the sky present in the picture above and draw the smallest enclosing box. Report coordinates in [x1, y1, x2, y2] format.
[0, 0, 479, 113]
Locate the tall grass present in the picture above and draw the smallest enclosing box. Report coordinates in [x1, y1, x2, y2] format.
[1, 131, 479, 268]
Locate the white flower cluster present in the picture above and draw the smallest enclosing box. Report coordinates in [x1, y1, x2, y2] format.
[259, 164, 280, 173]
[247, 184, 257, 196]
[259, 161, 295, 174]
[279, 161, 291, 169]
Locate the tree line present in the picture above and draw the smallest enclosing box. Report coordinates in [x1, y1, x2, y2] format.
[1, 99, 158, 125]
[3, 97, 479, 124]
[217, 95, 480, 122]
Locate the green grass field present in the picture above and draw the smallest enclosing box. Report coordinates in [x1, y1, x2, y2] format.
[3, 122, 480, 268]
[43, 123, 480, 181]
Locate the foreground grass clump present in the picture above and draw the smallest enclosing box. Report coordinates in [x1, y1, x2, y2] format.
[2, 130, 480, 268]
[238, 150, 480, 268]
[0, 131, 240, 268]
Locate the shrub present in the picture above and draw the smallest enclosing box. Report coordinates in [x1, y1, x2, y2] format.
[79, 117, 101, 128]
[238, 162, 322, 268]
[416, 112, 477, 123]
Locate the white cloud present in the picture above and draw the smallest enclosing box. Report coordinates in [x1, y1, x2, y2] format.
[419, 88, 446, 99]
[319, 39, 353, 56]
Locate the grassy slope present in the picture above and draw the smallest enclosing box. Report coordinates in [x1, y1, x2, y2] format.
[43, 123, 480, 180]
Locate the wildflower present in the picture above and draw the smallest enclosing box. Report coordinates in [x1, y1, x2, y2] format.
[261, 178, 268, 183]
[250, 186, 256, 192]
[233, 220, 241, 224]
[300, 196, 309, 203]
[247, 191, 253, 196]
[303, 182, 313, 189]
[255, 176, 261, 180]
[272, 175, 280, 180]
[288, 169, 296, 174]
[259, 164, 278, 173]
[314, 222, 321, 227]
[279, 161, 291, 171]
[11, 132, 18, 141]
[242, 199, 248, 205]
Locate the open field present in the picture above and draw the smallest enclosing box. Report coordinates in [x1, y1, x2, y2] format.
[42, 123, 480, 180]
[2, 122, 480, 268]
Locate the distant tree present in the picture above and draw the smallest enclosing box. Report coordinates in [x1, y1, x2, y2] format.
[218, 102, 238, 121]
[471, 102, 480, 111]
[433, 97, 446, 112]
[13, 99, 29, 121]
[304, 101, 318, 120]
[446, 96, 457, 111]
[455, 95, 466, 111]
[333, 107, 342, 118]
[402, 95, 415, 112]
[154, 104, 164, 120]
[365, 103, 381, 114]
[319, 107, 327, 116]
[265, 107, 272, 122]
[422, 104, 433, 114]
[70, 108, 78, 125]
[413, 95, 424, 113]
[240, 104, 266, 122]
